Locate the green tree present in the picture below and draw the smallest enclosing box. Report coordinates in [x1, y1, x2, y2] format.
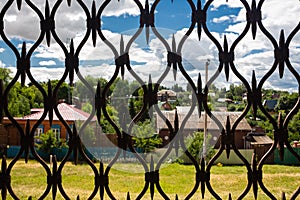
[35, 130, 67, 154]
[233, 84, 246, 101]
[171, 84, 184, 92]
[79, 101, 118, 134]
[225, 92, 233, 100]
[261, 88, 278, 100]
[31, 85, 44, 108]
[8, 82, 34, 116]
[209, 84, 218, 94]
[133, 86, 149, 121]
[100, 105, 119, 133]
[288, 111, 300, 143]
[111, 79, 130, 126]
[0, 68, 12, 87]
[229, 84, 235, 96]
[219, 87, 227, 98]
[132, 119, 162, 154]
[72, 76, 109, 103]
[72, 76, 120, 134]
[129, 80, 141, 96]
[184, 131, 215, 163]
[40, 80, 73, 104]
[111, 79, 151, 123]
[76, 121, 97, 146]
[129, 99, 136, 119]
[176, 91, 192, 106]
[227, 104, 236, 111]
[5, 79, 74, 117]
[275, 92, 298, 113]
[82, 102, 93, 114]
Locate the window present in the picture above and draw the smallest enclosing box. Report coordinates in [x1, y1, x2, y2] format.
[51, 125, 61, 140]
[66, 124, 73, 141]
[34, 125, 44, 142]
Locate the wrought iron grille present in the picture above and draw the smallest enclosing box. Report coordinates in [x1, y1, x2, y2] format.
[0, 0, 300, 199]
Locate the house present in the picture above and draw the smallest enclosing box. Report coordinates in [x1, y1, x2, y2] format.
[155, 106, 252, 149]
[263, 99, 278, 111]
[157, 89, 177, 102]
[217, 98, 233, 103]
[0, 103, 97, 146]
[244, 132, 274, 163]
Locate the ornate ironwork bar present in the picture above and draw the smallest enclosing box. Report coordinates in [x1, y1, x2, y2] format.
[0, 0, 300, 199]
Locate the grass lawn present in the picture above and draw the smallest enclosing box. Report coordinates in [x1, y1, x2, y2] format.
[4, 159, 300, 199]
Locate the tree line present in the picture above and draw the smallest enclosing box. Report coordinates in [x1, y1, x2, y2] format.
[224, 83, 300, 143]
[1, 67, 300, 144]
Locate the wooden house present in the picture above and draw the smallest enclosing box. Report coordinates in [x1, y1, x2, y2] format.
[0, 103, 97, 146]
[155, 106, 253, 149]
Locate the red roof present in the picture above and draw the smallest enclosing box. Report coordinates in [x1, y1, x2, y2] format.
[22, 103, 97, 121]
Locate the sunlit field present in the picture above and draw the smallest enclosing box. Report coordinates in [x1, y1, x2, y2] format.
[2, 159, 300, 200]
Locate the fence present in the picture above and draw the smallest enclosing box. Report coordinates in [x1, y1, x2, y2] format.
[1, 0, 300, 199]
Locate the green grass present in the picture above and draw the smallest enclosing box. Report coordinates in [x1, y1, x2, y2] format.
[3, 159, 300, 199]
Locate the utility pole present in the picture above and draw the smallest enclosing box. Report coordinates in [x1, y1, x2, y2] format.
[202, 59, 210, 161]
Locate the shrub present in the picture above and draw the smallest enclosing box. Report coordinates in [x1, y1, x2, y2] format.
[132, 119, 162, 154]
[35, 130, 68, 154]
[183, 131, 215, 163]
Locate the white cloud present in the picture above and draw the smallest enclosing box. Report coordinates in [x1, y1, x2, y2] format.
[0, 48, 5, 53]
[226, 0, 300, 38]
[221, 0, 300, 91]
[210, 0, 244, 10]
[78, 64, 116, 82]
[39, 60, 56, 66]
[34, 44, 65, 60]
[27, 66, 66, 83]
[3, 14, 17, 22]
[1, 0, 300, 92]
[0, 60, 6, 68]
[0, 0, 140, 42]
[100, 0, 140, 17]
[212, 15, 235, 24]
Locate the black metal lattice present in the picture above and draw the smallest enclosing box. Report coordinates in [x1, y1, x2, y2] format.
[0, 0, 300, 199]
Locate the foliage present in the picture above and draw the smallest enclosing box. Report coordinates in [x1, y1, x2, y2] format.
[0, 68, 12, 87]
[288, 111, 300, 143]
[184, 131, 215, 163]
[132, 119, 162, 153]
[4, 67, 300, 145]
[176, 91, 192, 106]
[171, 84, 184, 92]
[73, 76, 113, 103]
[225, 92, 233, 100]
[111, 79, 132, 125]
[76, 121, 97, 146]
[73, 76, 120, 134]
[8, 82, 36, 116]
[227, 104, 236, 111]
[275, 92, 298, 113]
[81, 102, 93, 114]
[35, 130, 68, 154]
[227, 103, 246, 112]
[40, 80, 73, 104]
[3, 73, 73, 117]
[100, 104, 119, 133]
[78, 101, 118, 134]
[236, 104, 246, 111]
[229, 83, 246, 101]
[245, 89, 300, 142]
[111, 79, 150, 122]
[82, 127, 97, 147]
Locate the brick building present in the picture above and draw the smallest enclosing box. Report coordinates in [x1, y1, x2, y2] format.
[0, 103, 97, 146]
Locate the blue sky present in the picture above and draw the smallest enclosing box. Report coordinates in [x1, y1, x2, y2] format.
[1, 0, 300, 91]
